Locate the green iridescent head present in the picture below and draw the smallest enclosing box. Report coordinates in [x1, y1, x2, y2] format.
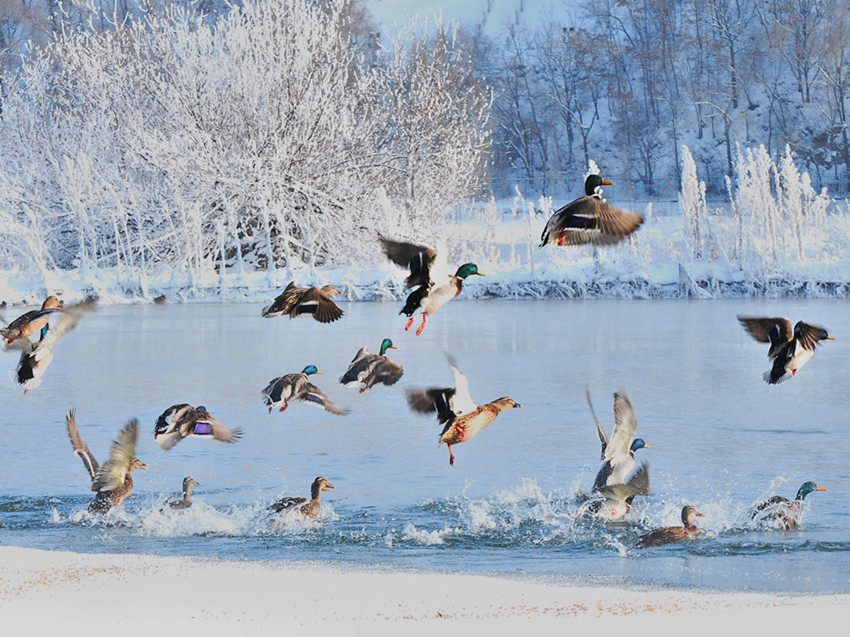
[455, 263, 484, 279]
[379, 338, 397, 356]
[584, 174, 615, 196]
[796, 481, 826, 500]
[302, 365, 321, 375]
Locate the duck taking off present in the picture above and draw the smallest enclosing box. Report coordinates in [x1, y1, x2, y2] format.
[587, 389, 650, 492]
[261, 282, 344, 323]
[262, 365, 349, 415]
[66, 410, 148, 514]
[636, 506, 705, 548]
[751, 481, 826, 530]
[154, 404, 243, 450]
[406, 358, 522, 466]
[0, 295, 63, 345]
[737, 316, 834, 384]
[540, 174, 644, 247]
[379, 235, 483, 336]
[270, 477, 335, 519]
[581, 463, 651, 521]
[339, 338, 403, 393]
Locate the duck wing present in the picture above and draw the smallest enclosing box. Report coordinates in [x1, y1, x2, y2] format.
[542, 197, 643, 247]
[298, 383, 349, 415]
[270, 496, 307, 513]
[339, 348, 371, 386]
[751, 495, 791, 518]
[379, 236, 438, 289]
[262, 282, 300, 317]
[406, 386, 457, 425]
[154, 404, 194, 450]
[794, 321, 829, 350]
[605, 392, 638, 465]
[92, 419, 139, 492]
[203, 416, 243, 444]
[66, 410, 99, 482]
[598, 463, 650, 503]
[447, 362, 477, 417]
[290, 287, 344, 323]
[737, 316, 793, 355]
[586, 389, 608, 461]
[371, 358, 404, 387]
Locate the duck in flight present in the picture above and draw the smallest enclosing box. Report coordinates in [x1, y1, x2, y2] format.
[339, 338, 403, 393]
[737, 316, 834, 384]
[261, 282, 344, 323]
[262, 365, 349, 415]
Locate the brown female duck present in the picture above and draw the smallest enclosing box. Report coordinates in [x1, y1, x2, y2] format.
[66, 410, 148, 514]
[637, 505, 704, 548]
[0, 296, 63, 345]
[167, 477, 200, 510]
[270, 477, 335, 519]
[261, 282, 344, 323]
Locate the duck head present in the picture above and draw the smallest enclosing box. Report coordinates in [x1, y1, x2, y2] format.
[183, 476, 200, 491]
[492, 397, 523, 411]
[311, 476, 335, 499]
[681, 505, 705, 527]
[796, 481, 827, 500]
[584, 174, 615, 197]
[455, 263, 484, 279]
[41, 296, 63, 310]
[630, 438, 650, 453]
[130, 457, 149, 473]
[379, 338, 397, 356]
[320, 285, 341, 296]
[302, 365, 322, 375]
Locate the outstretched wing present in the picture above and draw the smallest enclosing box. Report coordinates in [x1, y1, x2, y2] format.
[542, 198, 643, 247]
[604, 392, 637, 465]
[207, 417, 243, 444]
[406, 387, 456, 425]
[586, 388, 608, 461]
[293, 288, 344, 323]
[737, 316, 793, 348]
[270, 496, 307, 513]
[92, 419, 138, 492]
[446, 361, 476, 416]
[379, 235, 438, 289]
[298, 383, 349, 415]
[66, 410, 99, 481]
[794, 321, 830, 350]
[598, 463, 651, 502]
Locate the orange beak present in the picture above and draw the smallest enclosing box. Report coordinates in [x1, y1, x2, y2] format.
[601, 178, 615, 186]
[816, 486, 827, 491]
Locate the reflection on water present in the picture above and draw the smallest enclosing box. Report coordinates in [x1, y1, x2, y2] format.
[1, 299, 849, 593]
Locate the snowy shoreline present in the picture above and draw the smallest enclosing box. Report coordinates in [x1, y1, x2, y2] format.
[1, 546, 848, 634]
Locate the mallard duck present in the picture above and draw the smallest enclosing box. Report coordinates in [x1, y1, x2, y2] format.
[9, 297, 96, 394]
[637, 505, 704, 548]
[379, 235, 483, 336]
[339, 338, 403, 393]
[262, 365, 349, 414]
[751, 481, 826, 530]
[166, 477, 200, 510]
[0, 295, 63, 345]
[261, 282, 344, 323]
[406, 359, 522, 466]
[581, 464, 651, 520]
[587, 390, 650, 491]
[270, 476, 335, 519]
[66, 410, 148, 515]
[154, 404, 243, 450]
[738, 316, 834, 384]
[540, 174, 644, 247]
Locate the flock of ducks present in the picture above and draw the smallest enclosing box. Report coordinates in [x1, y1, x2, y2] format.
[0, 174, 836, 543]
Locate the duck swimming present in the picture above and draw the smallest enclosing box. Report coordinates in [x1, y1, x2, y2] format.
[379, 235, 483, 336]
[261, 282, 344, 323]
[0, 295, 63, 345]
[738, 316, 834, 384]
[540, 174, 644, 247]
[65, 410, 148, 515]
[339, 338, 403, 393]
[587, 390, 650, 491]
[751, 481, 826, 530]
[154, 404, 243, 450]
[637, 505, 705, 548]
[270, 477, 335, 519]
[167, 477, 200, 510]
[262, 365, 349, 415]
[406, 358, 522, 466]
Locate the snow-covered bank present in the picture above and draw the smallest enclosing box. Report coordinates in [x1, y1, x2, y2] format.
[1, 546, 847, 635]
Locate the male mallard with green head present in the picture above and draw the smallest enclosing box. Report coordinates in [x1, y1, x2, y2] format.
[66, 410, 148, 515]
[262, 365, 349, 415]
[737, 316, 834, 384]
[540, 174, 644, 247]
[270, 477, 335, 519]
[637, 505, 705, 548]
[261, 282, 344, 323]
[154, 404, 243, 450]
[379, 236, 483, 336]
[751, 481, 826, 530]
[0, 295, 63, 345]
[406, 358, 522, 466]
[339, 338, 403, 393]
[587, 389, 650, 491]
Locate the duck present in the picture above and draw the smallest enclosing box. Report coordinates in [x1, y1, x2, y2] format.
[65, 410, 148, 515]
[581, 463, 651, 520]
[750, 481, 826, 530]
[540, 174, 644, 247]
[262, 365, 349, 415]
[339, 338, 403, 393]
[0, 295, 63, 345]
[737, 316, 835, 384]
[270, 477, 335, 519]
[166, 477, 200, 510]
[261, 282, 344, 323]
[637, 505, 705, 548]
[406, 358, 522, 466]
[587, 389, 650, 491]
[154, 404, 243, 450]
[379, 235, 483, 336]
[9, 297, 97, 394]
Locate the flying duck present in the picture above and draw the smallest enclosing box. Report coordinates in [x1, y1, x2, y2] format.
[738, 316, 835, 384]
[66, 410, 148, 514]
[339, 338, 403, 393]
[637, 505, 705, 548]
[270, 476, 335, 519]
[379, 235, 483, 336]
[0, 295, 63, 345]
[587, 389, 650, 491]
[540, 175, 644, 247]
[154, 404, 243, 450]
[262, 365, 349, 414]
[751, 481, 826, 530]
[406, 358, 522, 466]
[261, 282, 344, 323]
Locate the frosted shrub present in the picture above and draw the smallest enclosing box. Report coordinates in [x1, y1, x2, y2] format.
[679, 145, 708, 258]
